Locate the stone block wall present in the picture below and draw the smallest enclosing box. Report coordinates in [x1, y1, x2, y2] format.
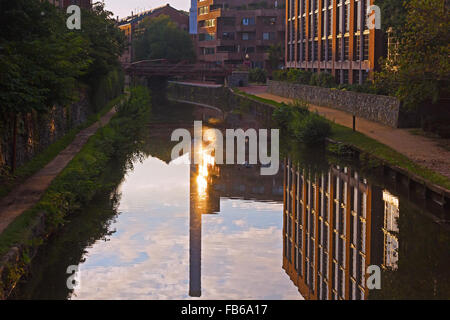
[268, 80, 402, 128]
[0, 89, 91, 170]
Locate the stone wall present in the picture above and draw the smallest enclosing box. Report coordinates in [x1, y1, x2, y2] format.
[0, 89, 91, 170]
[268, 80, 403, 128]
[227, 71, 249, 88]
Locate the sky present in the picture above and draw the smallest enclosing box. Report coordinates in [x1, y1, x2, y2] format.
[103, 0, 191, 19]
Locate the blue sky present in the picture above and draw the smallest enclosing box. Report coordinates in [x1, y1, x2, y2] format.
[103, 0, 191, 19]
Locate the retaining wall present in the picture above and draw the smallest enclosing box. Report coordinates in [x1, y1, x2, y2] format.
[267, 80, 403, 128]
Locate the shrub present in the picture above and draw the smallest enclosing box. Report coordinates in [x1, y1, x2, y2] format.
[249, 68, 267, 83]
[272, 99, 331, 144]
[309, 73, 337, 88]
[273, 69, 288, 81]
[293, 113, 331, 144]
[286, 69, 313, 84]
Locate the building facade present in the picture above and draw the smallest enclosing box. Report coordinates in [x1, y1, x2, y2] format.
[194, 0, 285, 69]
[285, 0, 383, 84]
[45, 0, 92, 9]
[282, 159, 400, 300]
[117, 4, 189, 66]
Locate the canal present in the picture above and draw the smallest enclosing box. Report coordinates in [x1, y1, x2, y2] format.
[11, 102, 450, 300]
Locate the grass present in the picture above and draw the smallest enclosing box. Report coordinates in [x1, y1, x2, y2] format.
[235, 90, 450, 190]
[0, 95, 125, 200]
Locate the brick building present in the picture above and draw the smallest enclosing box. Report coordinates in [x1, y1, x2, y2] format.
[193, 0, 285, 69]
[46, 0, 92, 9]
[285, 0, 384, 84]
[118, 4, 190, 66]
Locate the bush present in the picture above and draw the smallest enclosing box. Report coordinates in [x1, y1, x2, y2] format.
[292, 113, 331, 144]
[249, 68, 267, 83]
[273, 69, 288, 81]
[287, 69, 313, 84]
[272, 99, 331, 144]
[310, 73, 337, 88]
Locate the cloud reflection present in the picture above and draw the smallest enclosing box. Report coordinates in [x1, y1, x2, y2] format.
[71, 155, 301, 300]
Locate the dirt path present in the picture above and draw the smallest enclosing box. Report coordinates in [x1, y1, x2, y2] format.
[241, 86, 450, 180]
[0, 108, 117, 235]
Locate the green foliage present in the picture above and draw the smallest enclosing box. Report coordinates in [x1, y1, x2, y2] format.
[374, 0, 450, 109]
[292, 113, 332, 144]
[91, 69, 124, 112]
[0, 0, 125, 116]
[0, 87, 152, 257]
[309, 72, 337, 88]
[375, 0, 408, 34]
[133, 15, 196, 62]
[272, 69, 288, 81]
[267, 43, 283, 70]
[273, 99, 331, 144]
[249, 68, 267, 83]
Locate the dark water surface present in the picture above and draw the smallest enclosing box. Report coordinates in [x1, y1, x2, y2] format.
[11, 103, 450, 300]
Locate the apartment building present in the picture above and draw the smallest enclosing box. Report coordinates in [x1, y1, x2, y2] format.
[194, 0, 285, 69]
[285, 0, 384, 84]
[45, 0, 92, 9]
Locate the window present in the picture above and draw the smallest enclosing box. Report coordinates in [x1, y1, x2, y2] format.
[344, 36, 349, 60]
[217, 46, 236, 52]
[222, 32, 235, 40]
[203, 47, 215, 55]
[263, 32, 275, 40]
[313, 40, 318, 60]
[242, 33, 249, 40]
[327, 40, 332, 60]
[353, 70, 360, 84]
[336, 38, 341, 60]
[242, 17, 255, 25]
[354, 35, 361, 60]
[363, 34, 369, 60]
[222, 17, 235, 26]
[321, 40, 326, 61]
[344, 4, 349, 32]
[199, 33, 215, 41]
[198, 6, 208, 15]
[203, 19, 215, 27]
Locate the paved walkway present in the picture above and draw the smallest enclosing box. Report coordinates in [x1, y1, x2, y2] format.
[0, 108, 117, 234]
[241, 86, 450, 180]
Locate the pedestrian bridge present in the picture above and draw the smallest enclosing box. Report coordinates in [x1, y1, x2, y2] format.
[124, 59, 232, 80]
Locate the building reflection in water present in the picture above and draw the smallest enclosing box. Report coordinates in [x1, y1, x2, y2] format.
[282, 158, 400, 300]
[188, 134, 284, 297]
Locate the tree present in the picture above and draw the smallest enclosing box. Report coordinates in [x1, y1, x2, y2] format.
[267, 43, 283, 70]
[0, 0, 125, 171]
[133, 15, 196, 62]
[80, 2, 126, 85]
[375, 0, 450, 109]
[375, 0, 408, 35]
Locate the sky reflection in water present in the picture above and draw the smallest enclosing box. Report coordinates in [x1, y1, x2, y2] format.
[70, 154, 302, 300]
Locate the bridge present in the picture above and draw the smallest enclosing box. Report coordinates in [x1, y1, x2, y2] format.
[124, 59, 232, 80]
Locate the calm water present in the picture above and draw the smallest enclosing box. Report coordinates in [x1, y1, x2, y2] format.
[11, 103, 450, 300]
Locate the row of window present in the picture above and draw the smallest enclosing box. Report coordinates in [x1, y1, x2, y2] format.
[199, 32, 277, 41]
[288, 0, 371, 41]
[199, 17, 278, 29]
[287, 34, 368, 63]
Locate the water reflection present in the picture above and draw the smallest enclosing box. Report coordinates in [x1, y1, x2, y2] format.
[10, 103, 449, 300]
[282, 158, 450, 300]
